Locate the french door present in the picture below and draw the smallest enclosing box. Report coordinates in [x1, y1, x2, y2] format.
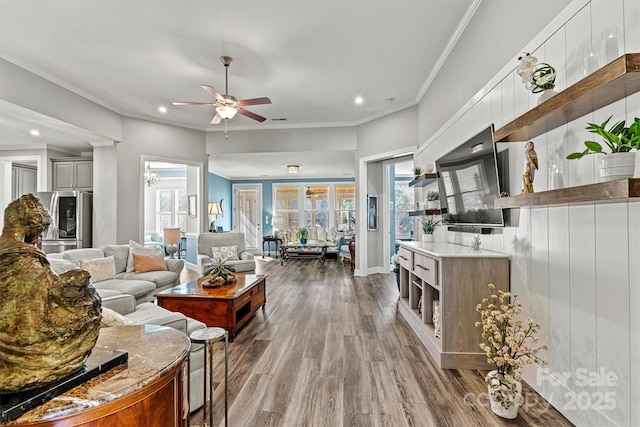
[232, 183, 262, 253]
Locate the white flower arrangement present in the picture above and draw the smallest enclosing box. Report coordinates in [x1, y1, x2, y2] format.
[516, 53, 556, 94]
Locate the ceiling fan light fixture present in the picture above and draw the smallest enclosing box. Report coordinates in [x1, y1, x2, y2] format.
[287, 165, 299, 173]
[216, 105, 238, 120]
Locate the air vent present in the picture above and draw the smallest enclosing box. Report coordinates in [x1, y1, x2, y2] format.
[271, 118, 287, 121]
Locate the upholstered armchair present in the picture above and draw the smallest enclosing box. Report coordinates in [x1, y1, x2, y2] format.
[338, 235, 355, 271]
[196, 232, 256, 275]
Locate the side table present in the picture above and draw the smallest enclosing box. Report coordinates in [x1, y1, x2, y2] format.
[190, 327, 228, 427]
[262, 236, 282, 258]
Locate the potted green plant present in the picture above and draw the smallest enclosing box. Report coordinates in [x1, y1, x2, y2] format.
[296, 227, 309, 244]
[567, 115, 640, 181]
[475, 284, 546, 419]
[418, 215, 441, 243]
[426, 190, 439, 210]
[413, 167, 423, 177]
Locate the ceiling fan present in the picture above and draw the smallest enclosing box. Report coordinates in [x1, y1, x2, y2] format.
[173, 56, 271, 124]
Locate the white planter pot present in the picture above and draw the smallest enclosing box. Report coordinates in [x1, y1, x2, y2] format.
[486, 371, 522, 419]
[427, 200, 439, 210]
[537, 89, 556, 105]
[421, 234, 434, 243]
[598, 152, 636, 182]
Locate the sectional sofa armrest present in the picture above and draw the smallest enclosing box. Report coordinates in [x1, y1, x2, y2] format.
[165, 258, 184, 275]
[239, 251, 254, 261]
[196, 254, 210, 275]
[101, 294, 137, 316]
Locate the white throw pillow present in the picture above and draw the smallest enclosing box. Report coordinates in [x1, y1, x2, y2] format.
[209, 245, 239, 264]
[126, 240, 157, 273]
[80, 256, 116, 283]
[308, 227, 318, 240]
[100, 307, 132, 328]
[317, 228, 328, 241]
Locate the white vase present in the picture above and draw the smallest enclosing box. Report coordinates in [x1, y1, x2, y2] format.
[598, 152, 636, 182]
[486, 371, 522, 419]
[537, 89, 556, 105]
[421, 234, 434, 243]
[427, 200, 438, 210]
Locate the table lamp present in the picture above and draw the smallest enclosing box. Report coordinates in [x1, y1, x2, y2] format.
[163, 227, 181, 259]
[208, 202, 222, 231]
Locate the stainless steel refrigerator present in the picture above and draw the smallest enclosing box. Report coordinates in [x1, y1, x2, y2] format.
[35, 191, 92, 253]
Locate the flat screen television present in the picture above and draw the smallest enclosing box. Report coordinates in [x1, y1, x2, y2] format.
[435, 124, 505, 229]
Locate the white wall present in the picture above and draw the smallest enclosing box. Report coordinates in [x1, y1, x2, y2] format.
[415, 1, 639, 425]
[118, 118, 207, 244]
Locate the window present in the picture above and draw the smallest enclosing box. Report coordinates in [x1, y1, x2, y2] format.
[394, 182, 414, 239]
[305, 186, 329, 229]
[274, 186, 300, 230]
[273, 183, 355, 231]
[335, 185, 355, 231]
[157, 188, 187, 231]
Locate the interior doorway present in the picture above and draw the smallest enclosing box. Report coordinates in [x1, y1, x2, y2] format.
[386, 157, 415, 270]
[232, 183, 262, 254]
[142, 159, 201, 256]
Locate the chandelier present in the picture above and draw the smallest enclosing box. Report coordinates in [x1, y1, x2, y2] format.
[144, 165, 158, 187]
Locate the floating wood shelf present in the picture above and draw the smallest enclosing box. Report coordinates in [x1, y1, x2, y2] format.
[409, 209, 443, 217]
[409, 173, 439, 187]
[494, 178, 640, 208]
[494, 53, 640, 143]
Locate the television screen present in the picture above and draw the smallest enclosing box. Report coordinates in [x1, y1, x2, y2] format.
[435, 125, 505, 228]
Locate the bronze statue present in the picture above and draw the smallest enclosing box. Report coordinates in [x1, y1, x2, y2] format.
[521, 141, 539, 194]
[0, 194, 101, 393]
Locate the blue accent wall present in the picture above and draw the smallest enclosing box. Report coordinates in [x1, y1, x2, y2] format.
[208, 173, 232, 231]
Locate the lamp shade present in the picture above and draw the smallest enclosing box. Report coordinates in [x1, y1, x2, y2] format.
[163, 227, 181, 245]
[208, 202, 222, 215]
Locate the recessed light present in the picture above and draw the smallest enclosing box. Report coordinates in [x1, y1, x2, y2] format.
[354, 96, 364, 105]
[30, 129, 41, 137]
[158, 105, 168, 114]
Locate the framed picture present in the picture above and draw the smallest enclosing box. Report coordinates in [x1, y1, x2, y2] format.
[367, 195, 378, 231]
[188, 194, 197, 217]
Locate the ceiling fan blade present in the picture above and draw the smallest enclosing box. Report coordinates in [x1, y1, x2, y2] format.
[172, 101, 215, 106]
[201, 85, 224, 101]
[238, 97, 272, 107]
[237, 108, 267, 122]
[211, 113, 223, 125]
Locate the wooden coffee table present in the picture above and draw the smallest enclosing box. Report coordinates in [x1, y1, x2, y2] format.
[155, 274, 266, 340]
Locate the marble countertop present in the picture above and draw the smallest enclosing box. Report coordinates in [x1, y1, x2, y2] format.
[398, 241, 509, 259]
[10, 325, 190, 424]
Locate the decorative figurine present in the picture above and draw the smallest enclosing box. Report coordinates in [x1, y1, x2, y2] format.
[0, 194, 101, 392]
[470, 235, 482, 252]
[521, 141, 538, 194]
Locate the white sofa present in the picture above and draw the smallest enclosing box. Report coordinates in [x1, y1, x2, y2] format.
[48, 245, 184, 303]
[100, 292, 207, 411]
[197, 232, 256, 275]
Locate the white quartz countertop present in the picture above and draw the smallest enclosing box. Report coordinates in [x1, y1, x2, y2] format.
[398, 241, 509, 259]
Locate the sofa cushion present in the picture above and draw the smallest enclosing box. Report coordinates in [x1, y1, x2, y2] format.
[100, 307, 132, 328]
[127, 302, 188, 333]
[209, 245, 239, 263]
[61, 248, 106, 267]
[115, 270, 178, 290]
[96, 289, 123, 300]
[133, 253, 168, 273]
[80, 255, 116, 283]
[48, 257, 81, 274]
[92, 278, 156, 301]
[102, 245, 131, 274]
[126, 240, 157, 273]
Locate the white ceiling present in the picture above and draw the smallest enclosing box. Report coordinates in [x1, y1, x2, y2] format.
[0, 0, 572, 179]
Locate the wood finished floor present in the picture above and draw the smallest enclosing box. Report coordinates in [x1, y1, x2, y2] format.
[183, 257, 573, 427]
